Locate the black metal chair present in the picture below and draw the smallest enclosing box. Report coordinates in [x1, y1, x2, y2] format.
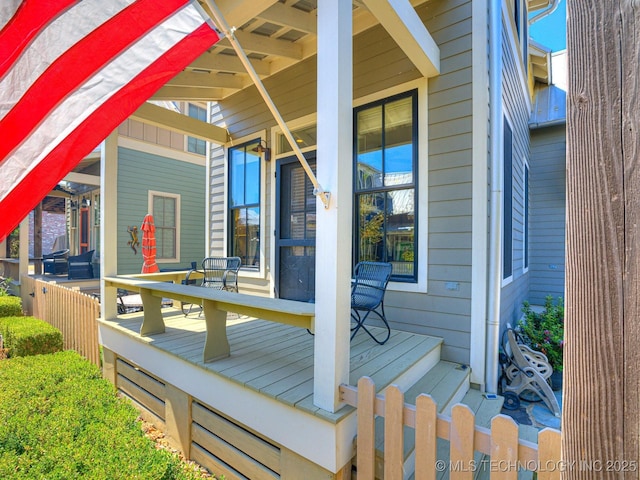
[67, 250, 95, 279]
[350, 261, 393, 345]
[42, 249, 69, 275]
[181, 257, 242, 315]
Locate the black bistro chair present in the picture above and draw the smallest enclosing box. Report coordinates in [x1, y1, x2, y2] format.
[350, 261, 393, 345]
[181, 257, 242, 315]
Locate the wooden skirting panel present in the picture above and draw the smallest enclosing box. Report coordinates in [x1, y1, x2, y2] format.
[191, 401, 281, 480]
[102, 347, 350, 479]
[116, 358, 166, 423]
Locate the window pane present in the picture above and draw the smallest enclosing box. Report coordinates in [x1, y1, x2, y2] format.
[153, 196, 164, 223]
[385, 189, 415, 277]
[245, 148, 260, 205]
[231, 207, 260, 268]
[384, 96, 413, 186]
[358, 193, 385, 262]
[230, 148, 245, 207]
[164, 198, 176, 227]
[246, 207, 260, 267]
[356, 105, 383, 189]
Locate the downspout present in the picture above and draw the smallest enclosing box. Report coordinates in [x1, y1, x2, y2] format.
[485, 0, 503, 394]
[529, 0, 560, 25]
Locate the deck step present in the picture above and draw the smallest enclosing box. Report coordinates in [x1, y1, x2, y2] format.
[371, 360, 472, 479]
[402, 388, 504, 480]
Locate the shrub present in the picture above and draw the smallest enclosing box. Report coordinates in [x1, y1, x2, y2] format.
[518, 296, 565, 372]
[0, 351, 205, 479]
[0, 295, 22, 317]
[0, 316, 63, 357]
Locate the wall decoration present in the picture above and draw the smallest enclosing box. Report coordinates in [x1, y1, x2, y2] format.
[127, 226, 139, 254]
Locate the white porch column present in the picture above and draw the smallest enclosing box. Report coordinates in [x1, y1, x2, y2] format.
[313, 0, 353, 412]
[100, 131, 119, 320]
[18, 217, 29, 282]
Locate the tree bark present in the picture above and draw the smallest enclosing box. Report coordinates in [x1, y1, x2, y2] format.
[565, 1, 640, 478]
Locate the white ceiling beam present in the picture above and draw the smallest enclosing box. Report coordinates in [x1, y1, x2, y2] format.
[258, 3, 317, 34]
[63, 172, 101, 187]
[166, 71, 244, 89]
[361, 0, 440, 77]
[151, 86, 231, 101]
[205, 0, 278, 28]
[130, 102, 228, 144]
[217, 30, 303, 59]
[188, 50, 271, 75]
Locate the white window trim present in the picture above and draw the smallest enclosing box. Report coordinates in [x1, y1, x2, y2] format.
[148, 190, 181, 263]
[501, 0, 532, 112]
[522, 158, 530, 274]
[225, 130, 267, 280]
[501, 112, 514, 287]
[355, 79, 429, 294]
[268, 80, 429, 294]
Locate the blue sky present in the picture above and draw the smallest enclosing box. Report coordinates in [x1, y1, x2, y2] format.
[529, 0, 566, 52]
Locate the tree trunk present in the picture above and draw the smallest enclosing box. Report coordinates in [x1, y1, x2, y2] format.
[565, 1, 640, 478]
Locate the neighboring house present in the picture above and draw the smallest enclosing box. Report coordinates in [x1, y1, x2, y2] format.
[44, 102, 209, 276]
[529, 48, 567, 305]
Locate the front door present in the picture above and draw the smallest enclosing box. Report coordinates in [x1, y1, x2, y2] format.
[276, 154, 316, 302]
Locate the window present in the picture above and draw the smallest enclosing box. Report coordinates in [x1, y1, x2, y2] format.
[523, 162, 529, 271]
[187, 103, 206, 155]
[229, 140, 261, 268]
[503, 117, 513, 280]
[150, 191, 180, 261]
[354, 90, 418, 281]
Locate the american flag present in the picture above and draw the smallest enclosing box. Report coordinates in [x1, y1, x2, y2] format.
[0, 0, 220, 242]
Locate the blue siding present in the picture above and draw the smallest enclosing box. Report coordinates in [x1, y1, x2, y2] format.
[117, 147, 206, 275]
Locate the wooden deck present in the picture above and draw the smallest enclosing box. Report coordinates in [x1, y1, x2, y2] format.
[99, 307, 443, 423]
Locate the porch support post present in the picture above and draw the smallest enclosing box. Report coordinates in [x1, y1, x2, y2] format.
[18, 217, 29, 282]
[313, 0, 352, 412]
[101, 131, 119, 321]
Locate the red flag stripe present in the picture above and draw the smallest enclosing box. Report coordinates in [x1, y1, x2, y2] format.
[0, 0, 190, 162]
[0, 20, 219, 241]
[0, 4, 212, 203]
[0, 0, 78, 79]
[0, 0, 133, 121]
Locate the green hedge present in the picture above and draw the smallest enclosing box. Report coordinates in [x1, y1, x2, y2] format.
[0, 316, 63, 357]
[0, 351, 205, 479]
[0, 296, 22, 317]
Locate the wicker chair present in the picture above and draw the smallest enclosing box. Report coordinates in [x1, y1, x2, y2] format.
[350, 261, 393, 345]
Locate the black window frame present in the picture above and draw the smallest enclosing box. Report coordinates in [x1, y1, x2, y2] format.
[503, 117, 513, 280]
[353, 89, 419, 283]
[228, 139, 261, 269]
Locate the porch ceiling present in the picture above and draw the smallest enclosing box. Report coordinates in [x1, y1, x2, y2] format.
[151, 0, 431, 102]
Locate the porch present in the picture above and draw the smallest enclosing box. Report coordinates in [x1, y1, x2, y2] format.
[99, 306, 447, 477]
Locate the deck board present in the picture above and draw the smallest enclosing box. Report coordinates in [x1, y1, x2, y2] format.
[100, 307, 443, 423]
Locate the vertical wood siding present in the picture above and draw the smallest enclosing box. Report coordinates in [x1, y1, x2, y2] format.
[117, 147, 205, 274]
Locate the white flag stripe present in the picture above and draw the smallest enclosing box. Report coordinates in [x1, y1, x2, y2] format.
[0, 0, 21, 31]
[0, 4, 206, 202]
[0, 0, 134, 119]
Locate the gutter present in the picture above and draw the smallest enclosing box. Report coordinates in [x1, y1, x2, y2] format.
[529, 118, 566, 129]
[485, 0, 503, 394]
[529, 0, 560, 25]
